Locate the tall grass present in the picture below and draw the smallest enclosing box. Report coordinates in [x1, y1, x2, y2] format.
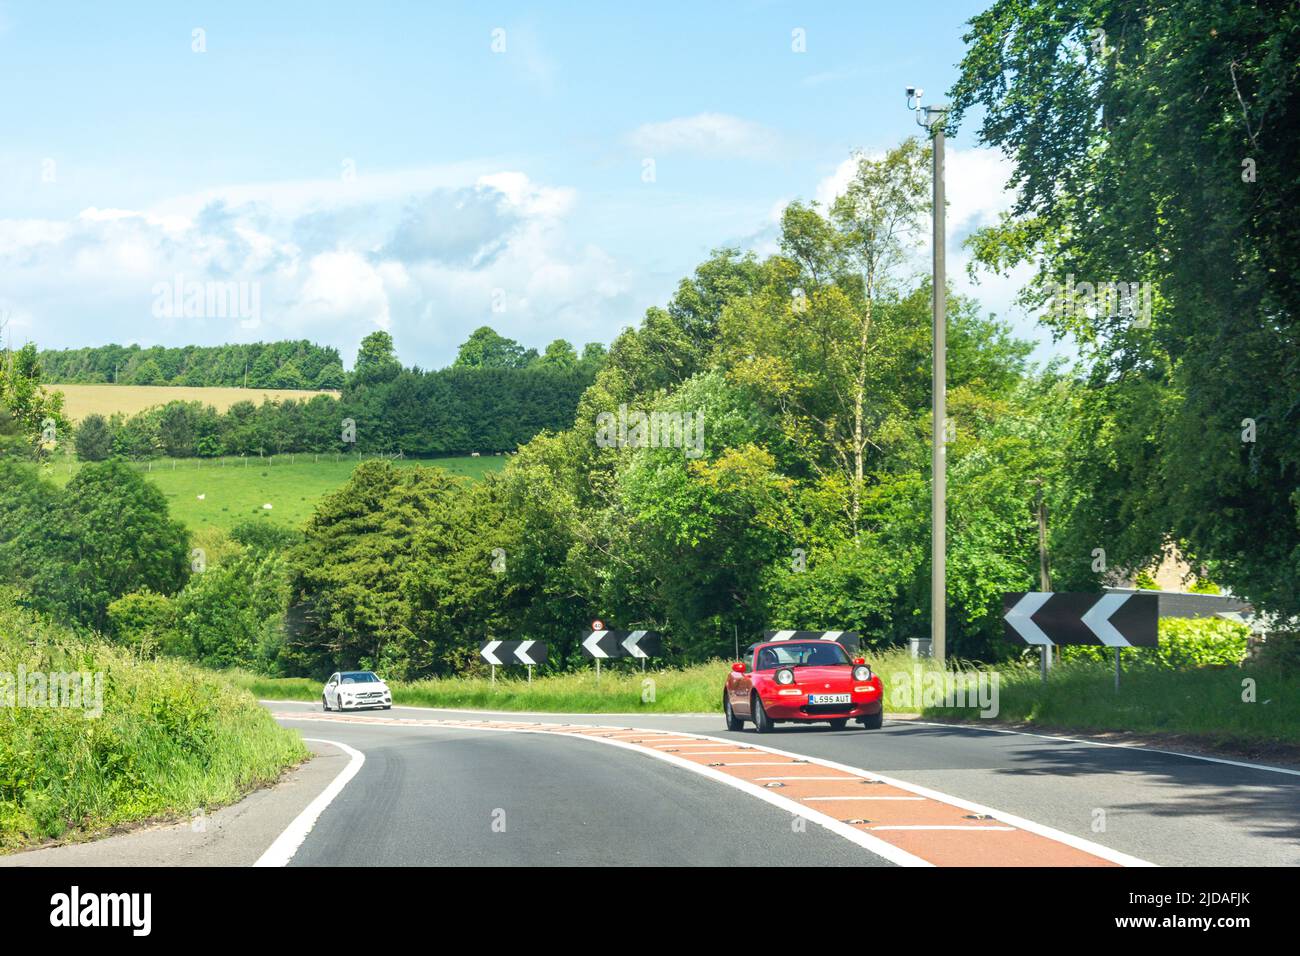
[897, 655, 1300, 746]
[0, 599, 307, 851]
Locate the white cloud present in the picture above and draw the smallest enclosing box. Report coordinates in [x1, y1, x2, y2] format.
[626, 113, 779, 159]
[0, 169, 631, 365]
[814, 146, 1016, 232]
[806, 145, 1059, 359]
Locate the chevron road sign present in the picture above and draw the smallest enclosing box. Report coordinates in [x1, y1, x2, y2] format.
[580, 629, 663, 659]
[1002, 592, 1158, 647]
[763, 630, 862, 654]
[479, 639, 549, 666]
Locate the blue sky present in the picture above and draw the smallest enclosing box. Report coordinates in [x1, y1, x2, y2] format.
[0, 0, 1046, 370]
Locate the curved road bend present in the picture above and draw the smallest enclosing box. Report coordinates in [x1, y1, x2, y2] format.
[269, 701, 1300, 867]
[275, 719, 883, 867]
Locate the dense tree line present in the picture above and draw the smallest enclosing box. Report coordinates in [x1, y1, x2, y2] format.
[38, 340, 346, 389]
[950, 0, 1300, 617]
[74, 363, 601, 459]
[63, 329, 607, 460]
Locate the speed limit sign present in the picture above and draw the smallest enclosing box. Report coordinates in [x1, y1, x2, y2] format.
[591, 619, 605, 631]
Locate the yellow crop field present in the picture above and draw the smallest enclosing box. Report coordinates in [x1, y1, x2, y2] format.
[46, 384, 340, 422]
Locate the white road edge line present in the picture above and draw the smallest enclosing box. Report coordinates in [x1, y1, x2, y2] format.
[901, 719, 1300, 778]
[253, 737, 365, 868]
[274, 716, 929, 867]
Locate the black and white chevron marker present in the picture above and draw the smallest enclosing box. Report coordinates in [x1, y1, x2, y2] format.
[1002, 592, 1158, 647]
[580, 629, 663, 659]
[479, 639, 549, 666]
[763, 630, 862, 653]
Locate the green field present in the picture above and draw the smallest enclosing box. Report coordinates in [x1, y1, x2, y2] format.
[45, 454, 506, 533]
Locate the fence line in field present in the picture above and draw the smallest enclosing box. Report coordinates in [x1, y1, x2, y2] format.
[49, 449, 502, 476]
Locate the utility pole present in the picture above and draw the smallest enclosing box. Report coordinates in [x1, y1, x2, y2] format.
[1030, 478, 1052, 592]
[1030, 476, 1054, 675]
[908, 86, 949, 667]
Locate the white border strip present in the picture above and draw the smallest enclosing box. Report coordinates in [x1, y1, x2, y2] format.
[253, 738, 365, 868]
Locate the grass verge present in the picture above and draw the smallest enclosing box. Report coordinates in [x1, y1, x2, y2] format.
[0, 598, 308, 851]
[235, 647, 1299, 749]
[231, 662, 734, 713]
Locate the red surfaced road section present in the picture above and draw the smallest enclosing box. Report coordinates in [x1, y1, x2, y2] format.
[276, 712, 1142, 867]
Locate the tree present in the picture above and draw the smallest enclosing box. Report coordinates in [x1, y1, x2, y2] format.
[270, 359, 307, 390]
[130, 358, 164, 386]
[951, 0, 1300, 616]
[0, 341, 68, 459]
[537, 339, 578, 369]
[721, 140, 931, 536]
[452, 326, 530, 370]
[284, 462, 468, 676]
[0, 462, 71, 614]
[313, 362, 346, 390]
[107, 590, 176, 654]
[158, 402, 198, 458]
[352, 331, 401, 387]
[74, 414, 114, 461]
[62, 461, 190, 628]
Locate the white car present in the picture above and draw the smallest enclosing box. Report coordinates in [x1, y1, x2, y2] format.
[322, 671, 392, 711]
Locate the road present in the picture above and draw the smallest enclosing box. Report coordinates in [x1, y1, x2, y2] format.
[263, 701, 1300, 867]
[278, 724, 877, 867]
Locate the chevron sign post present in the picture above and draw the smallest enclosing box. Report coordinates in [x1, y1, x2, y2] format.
[1002, 592, 1157, 689]
[480, 640, 548, 685]
[580, 629, 663, 682]
[763, 630, 862, 655]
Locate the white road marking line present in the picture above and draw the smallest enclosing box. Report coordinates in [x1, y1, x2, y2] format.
[802, 796, 926, 801]
[868, 825, 1018, 831]
[902, 719, 1300, 778]
[253, 738, 365, 868]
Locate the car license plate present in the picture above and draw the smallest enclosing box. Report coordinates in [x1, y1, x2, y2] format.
[808, 693, 851, 705]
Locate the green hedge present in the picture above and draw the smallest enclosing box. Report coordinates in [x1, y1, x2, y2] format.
[1061, 616, 1249, 668]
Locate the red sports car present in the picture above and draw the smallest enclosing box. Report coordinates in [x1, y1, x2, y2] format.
[724, 640, 884, 732]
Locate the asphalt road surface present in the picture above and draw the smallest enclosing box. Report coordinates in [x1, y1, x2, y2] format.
[274, 721, 882, 867]
[268, 701, 1300, 867]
